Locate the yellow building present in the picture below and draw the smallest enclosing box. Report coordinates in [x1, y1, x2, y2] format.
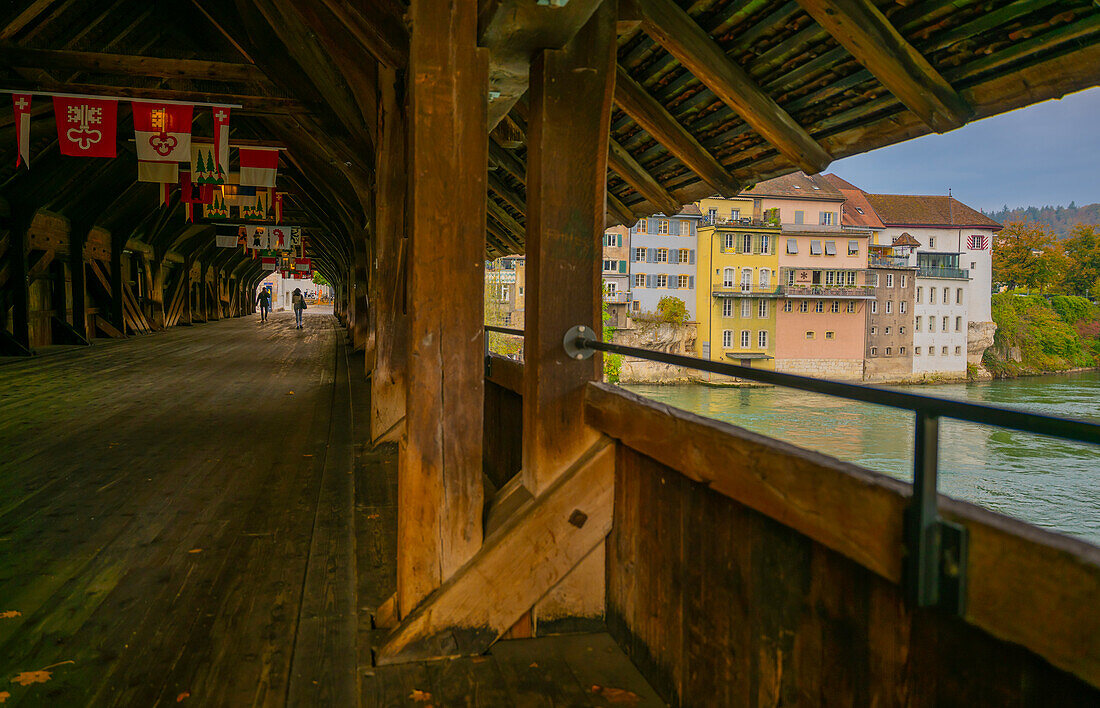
[696, 223, 782, 370]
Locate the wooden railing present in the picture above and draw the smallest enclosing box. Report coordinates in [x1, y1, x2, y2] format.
[479, 339, 1100, 704]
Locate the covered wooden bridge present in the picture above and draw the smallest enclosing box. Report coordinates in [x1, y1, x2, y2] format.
[2, 0, 1100, 705]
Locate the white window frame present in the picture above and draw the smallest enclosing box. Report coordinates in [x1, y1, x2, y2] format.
[655, 274, 668, 288]
[741, 300, 752, 318]
[740, 330, 750, 348]
[758, 330, 768, 348]
[656, 248, 668, 263]
[634, 274, 646, 288]
[722, 300, 733, 317]
[723, 267, 735, 287]
[678, 274, 690, 289]
[758, 300, 768, 318]
[722, 330, 733, 348]
[657, 219, 670, 234]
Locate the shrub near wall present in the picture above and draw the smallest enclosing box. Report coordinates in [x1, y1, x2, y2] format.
[984, 292, 1100, 376]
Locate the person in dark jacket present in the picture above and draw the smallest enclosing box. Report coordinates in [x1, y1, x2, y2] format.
[257, 288, 272, 322]
[292, 288, 306, 329]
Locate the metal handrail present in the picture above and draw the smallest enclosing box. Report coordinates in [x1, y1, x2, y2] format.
[485, 323, 1100, 615]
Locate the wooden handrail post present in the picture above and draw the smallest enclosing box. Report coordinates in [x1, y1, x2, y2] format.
[523, 0, 618, 631]
[370, 63, 409, 445]
[397, 0, 489, 620]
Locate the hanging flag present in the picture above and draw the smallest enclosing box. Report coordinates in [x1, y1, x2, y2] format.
[246, 225, 267, 251]
[290, 227, 302, 247]
[12, 94, 31, 168]
[271, 189, 283, 224]
[138, 160, 178, 183]
[190, 141, 223, 185]
[179, 170, 214, 205]
[221, 183, 255, 208]
[53, 96, 118, 158]
[294, 257, 312, 273]
[238, 146, 279, 187]
[261, 256, 277, 271]
[241, 188, 270, 220]
[184, 202, 195, 223]
[270, 226, 291, 251]
[160, 182, 173, 207]
[212, 106, 230, 179]
[202, 186, 229, 219]
[133, 102, 193, 163]
[214, 224, 238, 248]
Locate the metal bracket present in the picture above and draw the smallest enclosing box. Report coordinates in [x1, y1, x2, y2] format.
[563, 325, 596, 361]
[904, 413, 968, 615]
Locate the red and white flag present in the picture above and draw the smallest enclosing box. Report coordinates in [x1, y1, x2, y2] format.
[271, 189, 283, 224]
[133, 102, 193, 162]
[270, 226, 290, 251]
[261, 256, 277, 271]
[53, 96, 118, 158]
[212, 106, 230, 178]
[238, 146, 279, 187]
[12, 94, 31, 168]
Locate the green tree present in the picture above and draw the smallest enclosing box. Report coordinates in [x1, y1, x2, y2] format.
[312, 271, 330, 286]
[992, 221, 1065, 293]
[602, 301, 622, 383]
[1060, 224, 1100, 297]
[656, 296, 688, 324]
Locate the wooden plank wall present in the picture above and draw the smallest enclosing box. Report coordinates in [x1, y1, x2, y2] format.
[484, 355, 523, 492]
[607, 446, 1100, 707]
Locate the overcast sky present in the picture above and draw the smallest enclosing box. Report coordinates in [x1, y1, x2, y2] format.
[828, 87, 1100, 213]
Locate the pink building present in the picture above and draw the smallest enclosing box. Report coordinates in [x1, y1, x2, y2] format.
[774, 228, 873, 381]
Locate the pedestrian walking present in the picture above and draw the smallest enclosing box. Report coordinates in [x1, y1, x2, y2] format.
[292, 287, 306, 329]
[257, 288, 272, 322]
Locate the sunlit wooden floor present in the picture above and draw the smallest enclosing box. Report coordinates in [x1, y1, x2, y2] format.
[0, 310, 662, 706]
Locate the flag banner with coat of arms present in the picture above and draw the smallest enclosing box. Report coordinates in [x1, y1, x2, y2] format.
[190, 142, 224, 185]
[214, 224, 240, 248]
[53, 96, 118, 158]
[269, 226, 292, 251]
[294, 257, 312, 273]
[212, 107, 230, 178]
[240, 188, 269, 220]
[133, 102, 192, 162]
[203, 187, 230, 219]
[261, 256, 277, 271]
[179, 170, 214, 205]
[12, 94, 31, 168]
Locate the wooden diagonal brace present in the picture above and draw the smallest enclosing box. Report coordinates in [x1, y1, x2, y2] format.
[376, 438, 615, 664]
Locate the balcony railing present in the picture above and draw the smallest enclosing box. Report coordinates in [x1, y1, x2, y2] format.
[603, 291, 629, 303]
[782, 284, 876, 299]
[712, 285, 783, 298]
[702, 216, 779, 228]
[869, 254, 912, 268]
[918, 266, 970, 280]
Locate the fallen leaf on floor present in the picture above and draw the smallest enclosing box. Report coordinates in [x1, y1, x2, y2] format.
[529, 662, 538, 668]
[287, 391, 295, 395]
[366, 514, 380, 520]
[589, 685, 640, 706]
[176, 691, 190, 702]
[11, 671, 51, 686]
[409, 689, 432, 702]
[0, 611, 20, 619]
[188, 549, 202, 554]
[0, 690, 9, 703]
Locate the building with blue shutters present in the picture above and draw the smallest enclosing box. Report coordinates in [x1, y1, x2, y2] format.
[627, 206, 702, 320]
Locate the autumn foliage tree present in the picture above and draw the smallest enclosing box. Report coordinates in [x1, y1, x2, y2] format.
[1060, 224, 1100, 297]
[993, 222, 1066, 293]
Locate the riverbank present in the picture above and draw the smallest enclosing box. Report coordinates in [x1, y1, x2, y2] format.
[983, 292, 1100, 378]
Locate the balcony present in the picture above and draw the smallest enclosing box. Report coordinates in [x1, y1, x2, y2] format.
[918, 266, 970, 280]
[712, 285, 783, 298]
[869, 254, 912, 269]
[603, 291, 629, 303]
[781, 284, 876, 299]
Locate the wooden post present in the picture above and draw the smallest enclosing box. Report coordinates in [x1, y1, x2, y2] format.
[182, 258, 194, 325]
[70, 226, 88, 340]
[109, 231, 125, 334]
[522, 0, 617, 633]
[523, 1, 616, 494]
[397, 0, 488, 619]
[350, 232, 371, 350]
[5, 211, 32, 353]
[371, 63, 409, 444]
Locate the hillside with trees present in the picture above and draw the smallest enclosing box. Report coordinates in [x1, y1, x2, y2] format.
[985, 202, 1100, 237]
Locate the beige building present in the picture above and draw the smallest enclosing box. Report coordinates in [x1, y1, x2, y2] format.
[485, 255, 525, 328]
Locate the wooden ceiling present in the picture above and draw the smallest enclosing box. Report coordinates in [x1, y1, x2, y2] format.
[1, 0, 1098, 273]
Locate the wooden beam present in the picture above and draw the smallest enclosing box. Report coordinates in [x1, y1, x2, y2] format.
[607, 138, 680, 216]
[606, 192, 637, 228]
[614, 66, 740, 197]
[0, 45, 267, 83]
[398, 0, 489, 620]
[479, 0, 606, 129]
[794, 0, 973, 133]
[485, 199, 524, 252]
[317, 0, 407, 70]
[635, 0, 831, 174]
[1, 0, 55, 40]
[378, 438, 615, 662]
[370, 66, 409, 443]
[26, 248, 54, 279]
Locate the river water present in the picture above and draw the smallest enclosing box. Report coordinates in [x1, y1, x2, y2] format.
[624, 371, 1100, 545]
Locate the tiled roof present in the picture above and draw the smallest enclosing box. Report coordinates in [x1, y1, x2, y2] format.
[864, 194, 1002, 229]
[676, 204, 702, 217]
[892, 232, 922, 247]
[822, 174, 885, 229]
[741, 171, 844, 201]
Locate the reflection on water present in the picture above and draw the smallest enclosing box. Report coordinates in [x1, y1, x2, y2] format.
[624, 371, 1100, 545]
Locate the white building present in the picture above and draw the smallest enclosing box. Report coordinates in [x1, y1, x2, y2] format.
[862, 193, 1000, 367]
[627, 206, 703, 319]
[913, 267, 970, 375]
